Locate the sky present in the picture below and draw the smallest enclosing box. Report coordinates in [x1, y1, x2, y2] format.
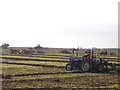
[0, 0, 119, 48]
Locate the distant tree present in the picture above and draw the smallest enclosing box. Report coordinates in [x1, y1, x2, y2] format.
[38, 44, 40, 47]
[2, 43, 9, 48]
[34, 44, 42, 49]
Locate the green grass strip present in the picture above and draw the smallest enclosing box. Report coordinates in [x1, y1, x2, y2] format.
[1, 59, 67, 67]
[1, 55, 69, 61]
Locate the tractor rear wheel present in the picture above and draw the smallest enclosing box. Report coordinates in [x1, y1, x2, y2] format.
[65, 64, 73, 71]
[80, 60, 92, 72]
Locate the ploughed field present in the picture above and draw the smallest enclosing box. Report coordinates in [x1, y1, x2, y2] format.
[0, 53, 120, 88]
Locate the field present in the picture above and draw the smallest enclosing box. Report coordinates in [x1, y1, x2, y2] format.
[0, 48, 120, 89]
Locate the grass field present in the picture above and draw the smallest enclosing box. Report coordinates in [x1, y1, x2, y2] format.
[1, 48, 120, 88]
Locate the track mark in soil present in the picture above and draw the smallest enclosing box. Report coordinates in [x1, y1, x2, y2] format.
[45, 54, 70, 57]
[2, 74, 111, 83]
[9, 71, 82, 77]
[1, 62, 65, 68]
[1, 71, 81, 79]
[1, 57, 68, 63]
[29, 56, 69, 59]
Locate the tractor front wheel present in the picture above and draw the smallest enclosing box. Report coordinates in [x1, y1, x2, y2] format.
[65, 64, 73, 71]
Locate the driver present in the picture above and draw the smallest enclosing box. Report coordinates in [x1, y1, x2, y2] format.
[83, 53, 95, 58]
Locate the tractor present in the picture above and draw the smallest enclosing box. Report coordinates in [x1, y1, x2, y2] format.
[65, 49, 120, 72]
[65, 56, 109, 72]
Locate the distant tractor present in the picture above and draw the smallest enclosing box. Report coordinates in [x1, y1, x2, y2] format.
[10, 49, 20, 54]
[21, 49, 35, 55]
[60, 49, 72, 54]
[34, 44, 42, 49]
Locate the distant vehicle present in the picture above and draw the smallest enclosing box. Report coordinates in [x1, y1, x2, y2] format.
[21, 49, 35, 54]
[60, 49, 72, 54]
[10, 49, 20, 54]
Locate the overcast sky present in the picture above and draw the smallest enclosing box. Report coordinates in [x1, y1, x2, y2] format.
[0, 0, 119, 48]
